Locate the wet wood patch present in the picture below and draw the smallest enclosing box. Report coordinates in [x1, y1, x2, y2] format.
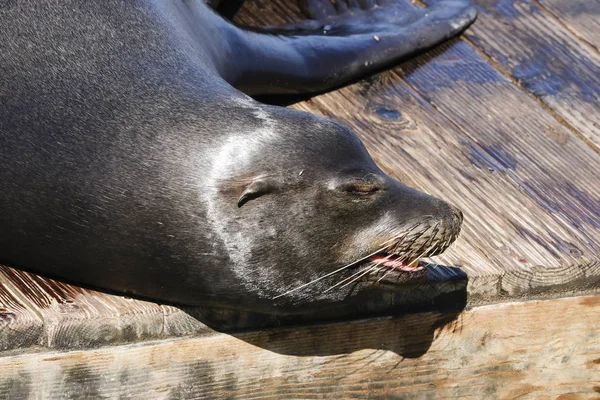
[453, 0, 600, 148]
[536, 0, 600, 50]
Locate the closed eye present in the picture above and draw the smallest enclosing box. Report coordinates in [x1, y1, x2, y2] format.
[341, 182, 384, 195]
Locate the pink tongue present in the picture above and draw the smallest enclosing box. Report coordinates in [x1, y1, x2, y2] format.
[371, 256, 424, 272]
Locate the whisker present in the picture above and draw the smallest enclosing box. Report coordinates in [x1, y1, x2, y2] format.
[375, 251, 415, 283]
[335, 221, 431, 291]
[337, 254, 393, 290]
[273, 245, 391, 299]
[375, 226, 433, 285]
[273, 218, 440, 299]
[424, 256, 441, 270]
[330, 254, 394, 291]
[379, 219, 430, 247]
[375, 226, 440, 284]
[436, 253, 451, 266]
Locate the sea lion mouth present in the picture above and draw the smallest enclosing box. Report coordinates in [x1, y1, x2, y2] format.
[345, 252, 429, 287]
[321, 219, 459, 292]
[368, 254, 426, 273]
[275, 216, 462, 299]
[365, 256, 428, 284]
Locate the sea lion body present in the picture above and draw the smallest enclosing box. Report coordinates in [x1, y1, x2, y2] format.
[0, 0, 471, 313]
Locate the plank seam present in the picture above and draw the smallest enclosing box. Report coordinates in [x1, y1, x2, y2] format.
[411, 0, 600, 154]
[390, 68, 599, 264]
[529, 0, 600, 54]
[460, 36, 600, 155]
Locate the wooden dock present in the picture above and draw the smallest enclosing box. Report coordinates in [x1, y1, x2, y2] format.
[1, 0, 599, 398]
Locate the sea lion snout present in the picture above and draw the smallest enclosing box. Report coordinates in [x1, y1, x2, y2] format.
[348, 180, 464, 270]
[381, 199, 462, 258]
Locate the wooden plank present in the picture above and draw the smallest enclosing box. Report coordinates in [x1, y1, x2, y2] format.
[0, 269, 43, 352]
[0, 262, 470, 351]
[395, 40, 600, 248]
[0, 266, 166, 349]
[536, 0, 600, 50]
[237, 0, 600, 298]
[0, 295, 598, 399]
[292, 74, 600, 300]
[0, 260, 472, 351]
[446, 0, 600, 148]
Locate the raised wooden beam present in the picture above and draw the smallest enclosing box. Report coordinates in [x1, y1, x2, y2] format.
[0, 295, 598, 399]
[0, 264, 469, 351]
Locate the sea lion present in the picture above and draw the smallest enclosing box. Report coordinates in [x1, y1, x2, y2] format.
[0, 0, 472, 314]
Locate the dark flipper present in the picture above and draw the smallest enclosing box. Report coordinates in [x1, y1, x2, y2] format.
[224, 0, 477, 95]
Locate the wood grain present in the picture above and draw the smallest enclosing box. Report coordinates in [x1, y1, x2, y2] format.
[0, 295, 598, 399]
[0, 266, 166, 349]
[536, 0, 600, 50]
[451, 0, 600, 148]
[237, 0, 600, 301]
[396, 40, 600, 247]
[0, 270, 43, 352]
[1, 0, 599, 355]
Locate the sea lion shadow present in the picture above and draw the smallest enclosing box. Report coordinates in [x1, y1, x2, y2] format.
[180, 265, 468, 358]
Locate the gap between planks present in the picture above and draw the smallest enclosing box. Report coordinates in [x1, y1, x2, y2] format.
[531, 0, 600, 53]
[462, 36, 599, 155]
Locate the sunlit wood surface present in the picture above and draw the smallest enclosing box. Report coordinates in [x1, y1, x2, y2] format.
[1, 0, 599, 397]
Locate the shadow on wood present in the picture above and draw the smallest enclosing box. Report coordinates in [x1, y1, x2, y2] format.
[175, 265, 467, 357]
[1, 261, 467, 352]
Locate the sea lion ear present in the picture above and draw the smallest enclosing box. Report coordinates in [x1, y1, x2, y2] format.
[237, 176, 279, 208]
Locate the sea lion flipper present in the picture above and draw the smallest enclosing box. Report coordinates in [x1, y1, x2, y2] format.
[228, 0, 477, 95]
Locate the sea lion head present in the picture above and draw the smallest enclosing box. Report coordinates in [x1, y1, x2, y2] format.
[206, 104, 462, 313]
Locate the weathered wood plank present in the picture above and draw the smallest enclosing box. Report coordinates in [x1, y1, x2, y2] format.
[237, 0, 600, 298]
[536, 0, 600, 50]
[0, 266, 166, 349]
[449, 0, 600, 148]
[396, 40, 600, 247]
[1, 295, 598, 399]
[0, 268, 43, 351]
[293, 75, 600, 300]
[0, 262, 470, 351]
